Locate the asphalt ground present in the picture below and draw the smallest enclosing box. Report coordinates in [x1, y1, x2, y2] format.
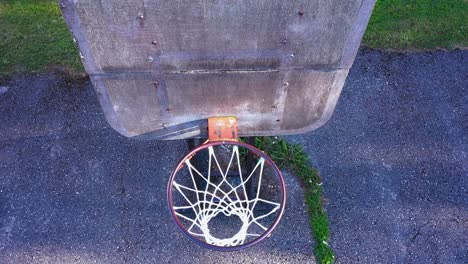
[290, 48, 467, 263]
[0, 48, 467, 263]
[0, 74, 313, 262]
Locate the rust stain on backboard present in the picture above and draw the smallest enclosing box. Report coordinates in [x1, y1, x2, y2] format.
[208, 116, 239, 142]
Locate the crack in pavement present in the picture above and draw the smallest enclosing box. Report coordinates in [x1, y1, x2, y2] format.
[410, 221, 431, 243]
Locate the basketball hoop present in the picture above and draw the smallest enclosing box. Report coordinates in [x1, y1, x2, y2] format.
[167, 118, 286, 250]
[62, 0, 375, 252]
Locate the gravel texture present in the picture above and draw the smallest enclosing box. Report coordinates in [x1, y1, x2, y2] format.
[290, 48, 467, 263]
[0, 74, 313, 263]
[0, 48, 467, 264]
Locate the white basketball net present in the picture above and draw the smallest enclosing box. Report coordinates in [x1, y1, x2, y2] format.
[172, 145, 281, 247]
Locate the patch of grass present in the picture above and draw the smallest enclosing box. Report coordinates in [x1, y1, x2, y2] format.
[254, 137, 334, 264]
[0, 0, 81, 74]
[1, 0, 467, 74]
[364, 0, 468, 50]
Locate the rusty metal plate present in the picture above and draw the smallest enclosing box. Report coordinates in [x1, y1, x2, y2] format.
[60, 0, 375, 140]
[208, 116, 239, 142]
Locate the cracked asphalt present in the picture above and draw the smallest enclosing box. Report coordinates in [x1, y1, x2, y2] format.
[0, 48, 467, 263]
[290, 48, 467, 263]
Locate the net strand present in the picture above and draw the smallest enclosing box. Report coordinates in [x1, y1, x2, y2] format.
[172, 146, 281, 247]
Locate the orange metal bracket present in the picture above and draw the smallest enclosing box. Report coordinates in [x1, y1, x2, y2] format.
[208, 116, 239, 142]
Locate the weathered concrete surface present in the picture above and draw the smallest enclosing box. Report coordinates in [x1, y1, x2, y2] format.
[60, 0, 375, 139]
[290, 48, 468, 263]
[0, 73, 314, 263]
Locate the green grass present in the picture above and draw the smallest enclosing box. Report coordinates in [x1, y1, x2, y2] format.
[1, 0, 467, 74]
[364, 0, 468, 49]
[0, 0, 81, 74]
[254, 137, 334, 264]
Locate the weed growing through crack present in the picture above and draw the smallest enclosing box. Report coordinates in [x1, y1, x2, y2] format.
[254, 137, 334, 264]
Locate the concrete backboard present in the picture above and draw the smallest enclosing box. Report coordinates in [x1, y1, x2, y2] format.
[60, 0, 375, 139]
